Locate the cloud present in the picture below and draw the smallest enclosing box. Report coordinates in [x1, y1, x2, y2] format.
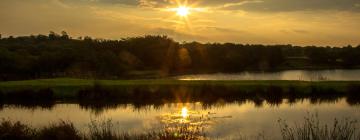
[71, 0, 245, 7]
[151, 27, 207, 41]
[57, 0, 140, 6]
[56, 0, 360, 13]
[1, 0, 359, 46]
[202, 26, 245, 33]
[221, 0, 360, 12]
[293, 29, 309, 34]
[0, 0, 150, 38]
[280, 29, 310, 34]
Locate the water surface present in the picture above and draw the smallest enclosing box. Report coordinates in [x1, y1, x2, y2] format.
[175, 69, 360, 81]
[1, 99, 359, 139]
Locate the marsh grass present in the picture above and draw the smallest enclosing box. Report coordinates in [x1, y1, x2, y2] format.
[88, 118, 206, 140]
[0, 114, 359, 140]
[0, 119, 84, 140]
[0, 119, 35, 140]
[37, 120, 83, 140]
[278, 113, 359, 140]
[88, 119, 121, 140]
[0, 82, 360, 112]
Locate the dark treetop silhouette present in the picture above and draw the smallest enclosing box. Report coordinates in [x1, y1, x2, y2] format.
[0, 32, 360, 81]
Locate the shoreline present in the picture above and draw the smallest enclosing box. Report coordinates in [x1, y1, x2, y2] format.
[0, 78, 359, 107]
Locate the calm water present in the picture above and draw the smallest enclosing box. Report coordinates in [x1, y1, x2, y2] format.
[1, 99, 359, 139]
[175, 69, 360, 81]
[1, 69, 360, 139]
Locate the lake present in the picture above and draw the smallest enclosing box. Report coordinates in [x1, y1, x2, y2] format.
[0, 98, 359, 139]
[175, 69, 360, 81]
[1, 70, 360, 139]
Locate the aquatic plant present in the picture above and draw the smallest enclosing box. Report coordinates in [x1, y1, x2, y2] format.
[37, 120, 82, 140]
[278, 113, 359, 140]
[0, 114, 359, 140]
[88, 116, 207, 140]
[0, 119, 35, 140]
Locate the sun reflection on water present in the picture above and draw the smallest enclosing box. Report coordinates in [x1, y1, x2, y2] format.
[154, 105, 233, 139]
[181, 107, 189, 118]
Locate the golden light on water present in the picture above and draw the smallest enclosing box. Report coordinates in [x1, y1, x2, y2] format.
[181, 107, 189, 118]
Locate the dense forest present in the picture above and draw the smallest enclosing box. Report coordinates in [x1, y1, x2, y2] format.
[0, 32, 359, 80]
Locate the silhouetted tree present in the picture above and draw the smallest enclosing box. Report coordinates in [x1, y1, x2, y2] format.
[61, 31, 69, 40]
[0, 33, 359, 81]
[48, 31, 60, 40]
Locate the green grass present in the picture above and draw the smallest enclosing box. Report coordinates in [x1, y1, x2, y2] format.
[0, 78, 359, 106]
[0, 78, 359, 96]
[2, 78, 360, 86]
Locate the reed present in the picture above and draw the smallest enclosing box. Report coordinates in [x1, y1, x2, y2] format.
[278, 113, 359, 140]
[0, 114, 359, 140]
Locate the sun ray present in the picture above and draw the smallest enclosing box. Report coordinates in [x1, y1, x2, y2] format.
[160, 0, 207, 36]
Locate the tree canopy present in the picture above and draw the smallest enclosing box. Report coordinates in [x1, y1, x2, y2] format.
[0, 32, 359, 80]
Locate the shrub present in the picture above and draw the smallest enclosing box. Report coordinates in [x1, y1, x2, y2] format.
[37, 120, 83, 140]
[0, 119, 35, 140]
[278, 113, 359, 140]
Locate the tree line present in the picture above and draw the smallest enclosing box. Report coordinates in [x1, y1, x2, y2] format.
[0, 32, 359, 80]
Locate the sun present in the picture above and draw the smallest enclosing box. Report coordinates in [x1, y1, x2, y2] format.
[176, 6, 190, 17]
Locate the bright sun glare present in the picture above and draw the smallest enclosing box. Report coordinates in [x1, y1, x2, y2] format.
[176, 6, 190, 17]
[181, 107, 189, 118]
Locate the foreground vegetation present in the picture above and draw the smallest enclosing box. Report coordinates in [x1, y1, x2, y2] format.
[278, 114, 359, 140]
[0, 119, 206, 140]
[1, 32, 360, 80]
[0, 114, 359, 140]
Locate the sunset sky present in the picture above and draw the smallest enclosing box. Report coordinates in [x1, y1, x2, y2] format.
[1, 0, 360, 46]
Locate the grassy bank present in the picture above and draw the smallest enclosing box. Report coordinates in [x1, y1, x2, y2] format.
[1, 78, 360, 90]
[0, 78, 359, 109]
[2, 78, 360, 85]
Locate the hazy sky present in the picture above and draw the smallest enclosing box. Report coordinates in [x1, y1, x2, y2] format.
[1, 0, 360, 46]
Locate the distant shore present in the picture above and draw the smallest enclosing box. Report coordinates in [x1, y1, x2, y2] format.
[1, 78, 360, 92]
[0, 78, 359, 106]
[2, 35, 360, 81]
